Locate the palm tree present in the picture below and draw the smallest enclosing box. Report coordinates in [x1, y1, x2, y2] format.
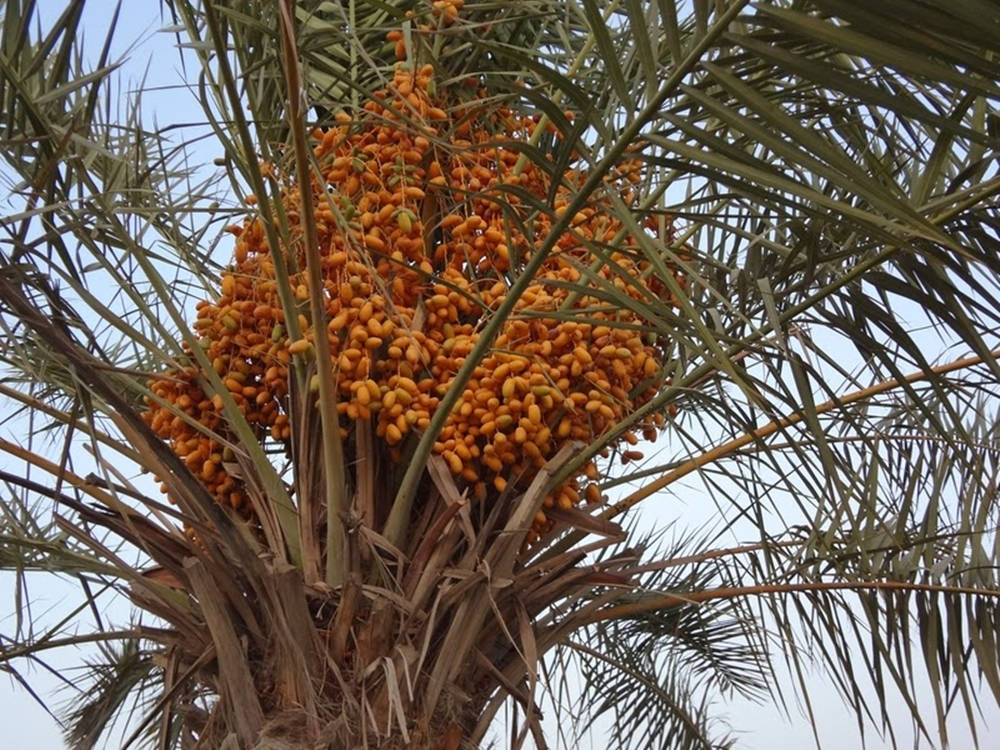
[2, 0, 1000, 747]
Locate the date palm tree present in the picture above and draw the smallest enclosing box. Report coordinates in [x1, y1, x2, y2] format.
[2, 1, 1000, 748]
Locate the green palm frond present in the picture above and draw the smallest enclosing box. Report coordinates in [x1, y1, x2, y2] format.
[63, 639, 158, 750]
[567, 637, 737, 750]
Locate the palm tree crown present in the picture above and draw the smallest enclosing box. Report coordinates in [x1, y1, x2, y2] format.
[2, 1, 999, 748]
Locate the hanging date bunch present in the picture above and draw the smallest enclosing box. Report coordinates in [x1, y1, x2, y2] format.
[142, 12, 685, 548]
